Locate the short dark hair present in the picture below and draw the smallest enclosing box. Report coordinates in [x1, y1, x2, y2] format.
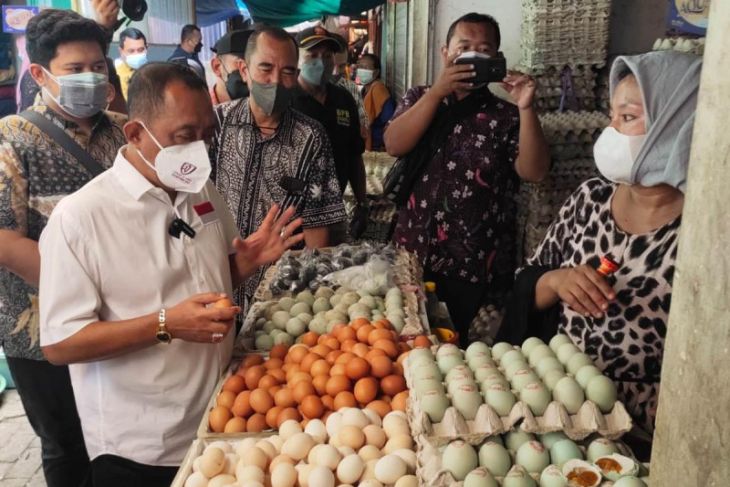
[120, 28, 147, 50]
[245, 25, 298, 64]
[127, 62, 208, 121]
[359, 54, 381, 71]
[26, 9, 109, 68]
[446, 12, 501, 49]
[181, 24, 201, 44]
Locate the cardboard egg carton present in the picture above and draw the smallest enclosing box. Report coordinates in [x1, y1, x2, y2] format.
[415, 434, 637, 487]
[171, 435, 274, 487]
[404, 359, 632, 446]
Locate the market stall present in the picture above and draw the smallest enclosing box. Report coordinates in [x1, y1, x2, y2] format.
[172, 242, 649, 487]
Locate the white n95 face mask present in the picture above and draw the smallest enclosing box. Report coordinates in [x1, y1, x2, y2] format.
[136, 122, 211, 193]
[593, 126, 647, 185]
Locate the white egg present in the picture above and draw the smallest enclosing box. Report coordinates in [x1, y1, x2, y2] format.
[341, 408, 370, 428]
[359, 481, 384, 487]
[395, 475, 419, 487]
[282, 433, 316, 461]
[192, 456, 202, 473]
[208, 474, 237, 487]
[375, 455, 407, 484]
[235, 438, 258, 457]
[337, 454, 365, 484]
[307, 465, 335, 487]
[206, 441, 233, 454]
[304, 419, 328, 444]
[199, 448, 226, 478]
[271, 462, 297, 487]
[363, 424, 387, 449]
[238, 446, 268, 470]
[312, 444, 342, 470]
[255, 440, 278, 460]
[279, 419, 304, 441]
[222, 453, 238, 475]
[325, 411, 344, 438]
[267, 435, 284, 453]
[391, 449, 417, 473]
[337, 446, 356, 458]
[383, 434, 413, 455]
[236, 464, 265, 483]
[184, 472, 207, 487]
[361, 408, 382, 426]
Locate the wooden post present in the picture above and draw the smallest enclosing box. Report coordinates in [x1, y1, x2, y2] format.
[650, 1, 730, 485]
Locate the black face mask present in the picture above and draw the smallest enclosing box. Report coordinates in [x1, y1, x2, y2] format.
[225, 70, 249, 100]
[194, 42, 203, 54]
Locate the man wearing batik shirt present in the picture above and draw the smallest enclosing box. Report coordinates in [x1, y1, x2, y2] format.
[210, 25, 346, 307]
[385, 12, 550, 345]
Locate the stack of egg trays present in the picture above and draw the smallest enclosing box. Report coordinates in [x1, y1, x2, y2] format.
[414, 433, 638, 487]
[402, 353, 633, 448]
[517, 64, 598, 113]
[468, 305, 504, 345]
[520, 0, 611, 69]
[652, 36, 705, 56]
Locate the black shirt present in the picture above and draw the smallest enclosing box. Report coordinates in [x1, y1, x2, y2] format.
[168, 45, 206, 82]
[291, 82, 364, 192]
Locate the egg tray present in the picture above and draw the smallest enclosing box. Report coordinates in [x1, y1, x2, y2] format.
[170, 435, 274, 487]
[414, 434, 636, 487]
[403, 361, 632, 446]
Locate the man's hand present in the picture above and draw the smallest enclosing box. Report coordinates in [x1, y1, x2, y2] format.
[502, 71, 537, 110]
[350, 203, 369, 240]
[91, 0, 120, 30]
[233, 205, 304, 279]
[165, 293, 239, 343]
[429, 52, 476, 100]
[546, 266, 616, 318]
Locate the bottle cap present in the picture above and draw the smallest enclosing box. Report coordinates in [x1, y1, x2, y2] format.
[597, 256, 619, 276]
[425, 282, 436, 292]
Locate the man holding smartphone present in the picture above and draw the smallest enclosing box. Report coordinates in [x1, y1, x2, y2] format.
[384, 12, 550, 346]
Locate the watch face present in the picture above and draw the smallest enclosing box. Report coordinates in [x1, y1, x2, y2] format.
[156, 330, 172, 343]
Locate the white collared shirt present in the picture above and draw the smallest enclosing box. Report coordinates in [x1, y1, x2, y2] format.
[39, 147, 239, 466]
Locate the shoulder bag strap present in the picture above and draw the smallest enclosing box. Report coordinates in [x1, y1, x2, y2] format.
[20, 110, 106, 177]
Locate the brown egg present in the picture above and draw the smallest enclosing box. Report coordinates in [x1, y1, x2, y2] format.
[217, 390, 236, 409]
[392, 391, 409, 411]
[350, 317, 370, 329]
[266, 406, 283, 429]
[326, 375, 351, 397]
[351, 342, 370, 358]
[250, 388, 274, 414]
[335, 352, 356, 365]
[301, 332, 319, 347]
[366, 400, 392, 418]
[367, 328, 392, 346]
[392, 362, 404, 376]
[222, 374, 246, 394]
[293, 381, 316, 404]
[369, 355, 393, 378]
[331, 323, 346, 337]
[269, 368, 286, 383]
[372, 319, 392, 330]
[321, 394, 335, 411]
[373, 339, 399, 359]
[326, 350, 343, 365]
[379, 395, 392, 403]
[232, 391, 252, 417]
[289, 372, 312, 388]
[276, 407, 301, 427]
[244, 365, 266, 390]
[380, 375, 406, 396]
[224, 416, 247, 433]
[209, 406, 232, 432]
[310, 359, 331, 377]
[398, 342, 411, 354]
[338, 327, 357, 343]
[247, 413, 268, 432]
[285, 365, 302, 382]
[413, 335, 431, 348]
[269, 385, 282, 396]
[312, 375, 329, 396]
[299, 353, 321, 374]
[213, 297, 234, 308]
[354, 377, 378, 404]
[270, 344, 289, 360]
[317, 333, 332, 345]
[366, 348, 387, 361]
[356, 325, 374, 343]
[300, 395, 325, 419]
[345, 357, 371, 380]
[274, 387, 296, 408]
[311, 344, 332, 358]
[258, 374, 280, 390]
[282, 363, 298, 373]
[330, 363, 347, 376]
[340, 339, 357, 353]
[288, 345, 309, 364]
[334, 391, 357, 410]
[264, 358, 284, 370]
[243, 354, 265, 368]
[323, 336, 340, 351]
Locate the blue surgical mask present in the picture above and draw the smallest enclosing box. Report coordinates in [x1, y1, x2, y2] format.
[357, 68, 374, 86]
[126, 51, 148, 70]
[300, 58, 327, 86]
[42, 68, 108, 118]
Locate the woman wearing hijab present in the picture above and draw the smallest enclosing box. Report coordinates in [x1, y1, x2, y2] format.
[357, 54, 395, 151]
[501, 51, 702, 441]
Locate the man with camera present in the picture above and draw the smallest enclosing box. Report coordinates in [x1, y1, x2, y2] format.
[385, 12, 550, 346]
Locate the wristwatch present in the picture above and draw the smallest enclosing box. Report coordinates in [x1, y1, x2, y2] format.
[156, 308, 172, 344]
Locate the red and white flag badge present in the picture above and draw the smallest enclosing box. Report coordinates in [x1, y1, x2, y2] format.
[193, 201, 218, 225]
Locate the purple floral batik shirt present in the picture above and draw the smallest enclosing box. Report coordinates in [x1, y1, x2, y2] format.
[392, 86, 520, 287]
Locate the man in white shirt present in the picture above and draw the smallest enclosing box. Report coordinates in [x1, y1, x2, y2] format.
[38, 62, 303, 486]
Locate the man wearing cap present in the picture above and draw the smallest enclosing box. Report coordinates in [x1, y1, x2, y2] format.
[292, 26, 369, 241]
[331, 33, 369, 141]
[210, 29, 251, 105]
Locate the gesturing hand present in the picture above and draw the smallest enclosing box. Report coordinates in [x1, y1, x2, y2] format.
[233, 205, 304, 278]
[548, 266, 616, 318]
[91, 0, 120, 30]
[166, 293, 239, 344]
[502, 71, 538, 110]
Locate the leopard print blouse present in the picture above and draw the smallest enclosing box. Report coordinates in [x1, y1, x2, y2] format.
[527, 178, 681, 432]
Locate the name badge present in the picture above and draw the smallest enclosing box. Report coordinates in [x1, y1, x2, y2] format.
[193, 201, 219, 225]
[336, 109, 351, 127]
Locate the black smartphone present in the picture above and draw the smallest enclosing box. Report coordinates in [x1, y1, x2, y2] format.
[455, 52, 507, 85]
